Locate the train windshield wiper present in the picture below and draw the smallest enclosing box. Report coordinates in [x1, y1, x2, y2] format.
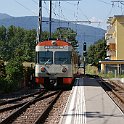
[60, 59, 67, 66]
[62, 59, 67, 64]
[44, 59, 51, 65]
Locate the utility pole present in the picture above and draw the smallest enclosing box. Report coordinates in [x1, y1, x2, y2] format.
[83, 42, 87, 75]
[49, 0, 79, 39]
[111, 1, 124, 6]
[38, 0, 87, 42]
[49, 0, 52, 39]
[38, 0, 42, 42]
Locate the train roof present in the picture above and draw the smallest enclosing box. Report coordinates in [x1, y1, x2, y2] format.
[37, 40, 72, 46]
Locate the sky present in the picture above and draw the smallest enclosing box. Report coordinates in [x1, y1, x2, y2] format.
[0, 0, 124, 30]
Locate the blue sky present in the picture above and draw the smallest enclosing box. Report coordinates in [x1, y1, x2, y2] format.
[0, 0, 124, 29]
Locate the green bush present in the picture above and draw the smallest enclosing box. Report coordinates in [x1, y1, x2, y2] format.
[0, 77, 5, 92]
[98, 72, 115, 78]
[0, 77, 12, 93]
[85, 64, 98, 75]
[4, 58, 24, 92]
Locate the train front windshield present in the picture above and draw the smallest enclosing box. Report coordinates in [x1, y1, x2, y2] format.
[55, 51, 71, 64]
[37, 51, 71, 64]
[37, 51, 53, 64]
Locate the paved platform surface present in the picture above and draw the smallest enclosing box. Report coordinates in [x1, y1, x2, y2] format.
[59, 77, 124, 124]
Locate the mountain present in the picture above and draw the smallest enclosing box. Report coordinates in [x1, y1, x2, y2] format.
[0, 14, 106, 54]
[0, 13, 12, 20]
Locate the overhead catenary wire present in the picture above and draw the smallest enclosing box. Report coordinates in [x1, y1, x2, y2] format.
[65, 0, 103, 30]
[31, 0, 51, 16]
[114, 1, 124, 14]
[96, 5, 114, 29]
[12, 0, 108, 54]
[89, 0, 124, 29]
[13, 1, 105, 34]
[96, 0, 124, 21]
[97, 0, 112, 5]
[32, 0, 60, 18]
[75, 0, 80, 33]
[97, 0, 124, 10]
[14, 0, 90, 25]
[31, 0, 38, 5]
[66, 1, 90, 22]
[14, 0, 37, 15]
[13, 0, 124, 25]
[52, 1, 71, 21]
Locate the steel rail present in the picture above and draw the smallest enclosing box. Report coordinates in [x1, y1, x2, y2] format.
[0, 90, 43, 106]
[0, 90, 46, 112]
[34, 90, 62, 124]
[98, 78, 124, 104]
[0, 90, 46, 124]
[0, 90, 60, 124]
[109, 80, 124, 90]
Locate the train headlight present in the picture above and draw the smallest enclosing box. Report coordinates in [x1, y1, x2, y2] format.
[52, 40, 57, 46]
[62, 67, 67, 73]
[41, 67, 46, 72]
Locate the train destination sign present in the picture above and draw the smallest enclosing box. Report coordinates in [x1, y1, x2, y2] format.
[44, 46, 64, 49]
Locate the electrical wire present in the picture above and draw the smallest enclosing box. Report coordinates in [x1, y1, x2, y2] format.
[14, 0, 37, 15]
[58, 1, 61, 28]
[32, 0, 50, 16]
[31, 0, 38, 4]
[13, 0, 112, 41]
[52, 1, 71, 22]
[97, 0, 112, 5]
[74, 0, 80, 34]
[66, 1, 90, 22]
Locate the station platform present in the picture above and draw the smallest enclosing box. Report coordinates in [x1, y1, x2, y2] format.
[59, 77, 124, 124]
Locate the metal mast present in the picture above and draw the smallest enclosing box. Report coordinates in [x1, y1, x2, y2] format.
[38, 0, 85, 41]
[49, 0, 52, 39]
[38, 0, 42, 42]
[111, 1, 124, 6]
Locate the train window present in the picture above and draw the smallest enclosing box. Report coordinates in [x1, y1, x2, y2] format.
[54, 51, 71, 64]
[38, 51, 53, 64]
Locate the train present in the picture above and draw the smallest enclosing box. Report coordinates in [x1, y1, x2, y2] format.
[35, 39, 79, 88]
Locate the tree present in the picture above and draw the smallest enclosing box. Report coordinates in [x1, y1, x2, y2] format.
[0, 26, 7, 60]
[87, 38, 106, 67]
[41, 31, 50, 41]
[53, 27, 78, 48]
[22, 29, 36, 62]
[0, 26, 37, 62]
[0, 26, 78, 63]
[0, 26, 37, 92]
[5, 57, 24, 92]
[0, 25, 6, 41]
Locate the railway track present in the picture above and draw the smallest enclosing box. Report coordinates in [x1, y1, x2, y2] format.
[0, 90, 46, 123]
[0, 90, 45, 113]
[0, 90, 42, 106]
[97, 77, 124, 112]
[107, 80, 124, 103]
[0, 90, 62, 124]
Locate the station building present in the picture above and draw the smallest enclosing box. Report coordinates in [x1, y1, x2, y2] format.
[99, 15, 124, 75]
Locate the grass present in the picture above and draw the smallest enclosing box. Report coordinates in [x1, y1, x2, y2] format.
[85, 64, 124, 78]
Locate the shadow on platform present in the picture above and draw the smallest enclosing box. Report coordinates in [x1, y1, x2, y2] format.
[73, 77, 101, 87]
[85, 111, 122, 118]
[62, 111, 122, 118]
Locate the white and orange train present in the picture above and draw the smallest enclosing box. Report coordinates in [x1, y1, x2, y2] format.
[35, 39, 79, 88]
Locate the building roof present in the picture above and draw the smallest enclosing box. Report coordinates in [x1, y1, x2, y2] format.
[107, 15, 124, 24]
[99, 60, 124, 64]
